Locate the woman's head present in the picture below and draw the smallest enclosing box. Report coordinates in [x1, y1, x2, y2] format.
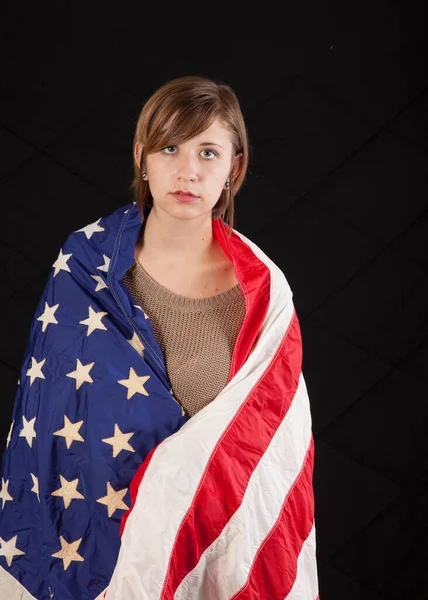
[129, 75, 251, 237]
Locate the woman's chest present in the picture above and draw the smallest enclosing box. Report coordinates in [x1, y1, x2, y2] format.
[138, 258, 239, 300]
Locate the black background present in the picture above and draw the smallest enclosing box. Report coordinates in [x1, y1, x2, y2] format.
[1, 3, 428, 599]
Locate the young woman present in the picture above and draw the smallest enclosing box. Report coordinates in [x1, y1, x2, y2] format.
[0, 75, 320, 600]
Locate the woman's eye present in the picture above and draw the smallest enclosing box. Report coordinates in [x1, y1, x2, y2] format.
[201, 149, 217, 159]
[163, 146, 217, 159]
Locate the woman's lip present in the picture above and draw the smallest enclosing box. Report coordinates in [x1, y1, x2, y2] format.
[171, 192, 199, 202]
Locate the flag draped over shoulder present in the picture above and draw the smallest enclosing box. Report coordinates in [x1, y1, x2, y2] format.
[0, 201, 320, 600]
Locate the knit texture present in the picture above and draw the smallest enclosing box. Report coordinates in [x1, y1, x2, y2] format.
[122, 259, 247, 417]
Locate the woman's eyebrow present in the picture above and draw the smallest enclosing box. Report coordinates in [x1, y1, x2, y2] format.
[200, 142, 224, 149]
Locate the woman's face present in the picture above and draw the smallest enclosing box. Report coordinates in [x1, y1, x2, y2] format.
[135, 118, 240, 220]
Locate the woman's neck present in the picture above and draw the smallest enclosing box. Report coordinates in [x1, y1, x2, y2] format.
[136, 209, 219, 267]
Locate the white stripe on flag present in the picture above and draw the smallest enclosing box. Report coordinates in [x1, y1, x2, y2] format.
[174, 373, 312, 599]
[0, 566, 38, 600]
[106, 243, 294, 599]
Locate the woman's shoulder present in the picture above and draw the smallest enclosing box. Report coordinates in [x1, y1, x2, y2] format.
[62, 202, 136, 256]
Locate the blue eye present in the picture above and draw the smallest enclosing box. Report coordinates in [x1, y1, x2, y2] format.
[202, 149, 217, 159]
[163, 146, 217, 159]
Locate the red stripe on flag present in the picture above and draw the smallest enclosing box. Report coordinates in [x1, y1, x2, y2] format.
[160, 312, 303, 599]
[214, 220, 271, 378]
[232, 438, 316, 600]
[119, 444, 157, 536]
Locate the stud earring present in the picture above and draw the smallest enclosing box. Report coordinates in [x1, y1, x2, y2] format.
[225, 180, 230, 188]
[142, 172, 146, 179]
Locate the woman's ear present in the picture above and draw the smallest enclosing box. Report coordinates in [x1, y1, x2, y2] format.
[231, 152, 243, 181]
[134, 141, 144, 169]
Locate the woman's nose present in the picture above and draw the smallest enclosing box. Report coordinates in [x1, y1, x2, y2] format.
[176, 151, 200, 179]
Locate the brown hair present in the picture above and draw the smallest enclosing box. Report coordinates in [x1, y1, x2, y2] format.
[128, 75, 251, 237]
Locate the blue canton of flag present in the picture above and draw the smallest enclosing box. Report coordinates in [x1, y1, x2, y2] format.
[0, 202, 189, 600]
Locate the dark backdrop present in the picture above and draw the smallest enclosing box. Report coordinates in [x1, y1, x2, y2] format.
[1, 3, 427, 599]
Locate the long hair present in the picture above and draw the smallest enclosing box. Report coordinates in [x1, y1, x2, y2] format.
[128, 75, 251, 237]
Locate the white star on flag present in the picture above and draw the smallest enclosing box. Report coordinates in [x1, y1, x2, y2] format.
[6, 420, 14, 448]
[134, 304, 149, 318]
[51, 475, 85, 509]
[127, 331, 145, 356]
[0, 478, 13, 509]
[66, 359, 95, 390]
[30, 473, 40, 502]
[0, 535, 25, 567]
[75, 218, 105, 239]
[52, 249, 72, 277]
[118, 367, 150, 400]
[90, 274, 108, 292]
[102, 424, 135, 458]
[52, 535, 84, 571]
[96, 481, 129, 518]
[37, 302, 59, 332]
[19, 416, 36, 448]
[53, 415, 84, 449]
[26, 356, 46, 387]
[79, 305, 108, 336]
[97, 254, 110, 272]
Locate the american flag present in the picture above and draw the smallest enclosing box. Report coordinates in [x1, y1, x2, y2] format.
[0, 201, 319, 599]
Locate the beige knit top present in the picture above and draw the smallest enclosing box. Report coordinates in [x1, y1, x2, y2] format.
[122, 259, 247, 417]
